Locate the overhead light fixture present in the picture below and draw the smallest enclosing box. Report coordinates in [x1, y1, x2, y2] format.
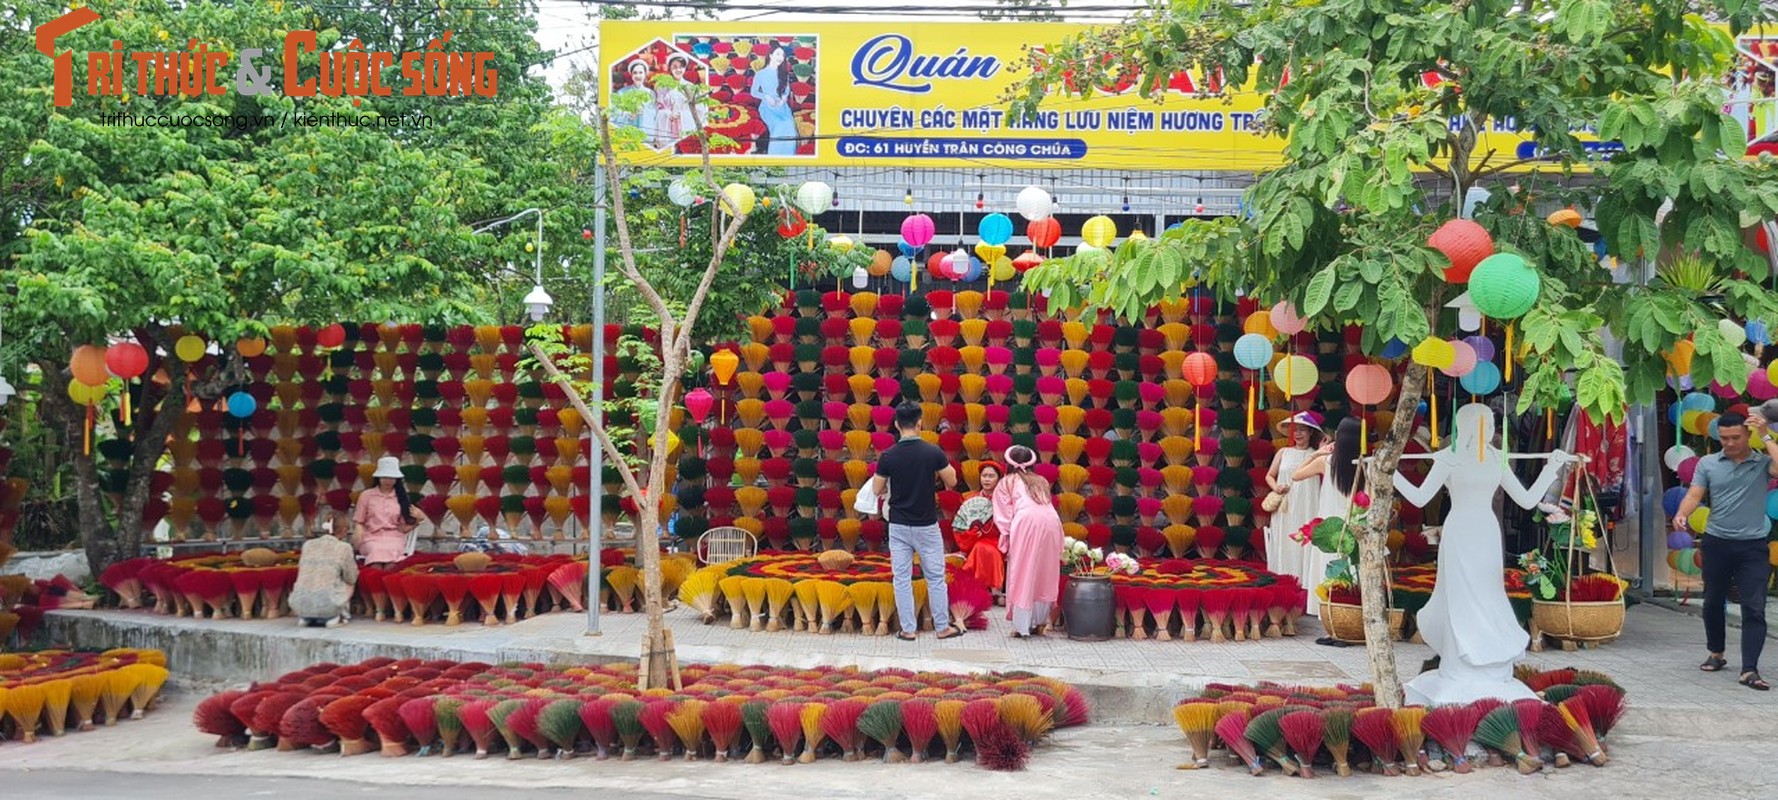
[524, 284, 554, 322]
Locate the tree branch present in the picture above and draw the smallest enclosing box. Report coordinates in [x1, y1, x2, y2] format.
[526, 340, 647, 504]
[595, 112, 678, 331]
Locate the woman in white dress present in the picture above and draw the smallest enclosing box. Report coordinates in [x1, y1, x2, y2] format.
[1292, 416, 1363, 618]
[1264, 411, 1324, 583]
[1393, 403, 1574, 705]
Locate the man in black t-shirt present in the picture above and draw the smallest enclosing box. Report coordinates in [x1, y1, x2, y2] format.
[871, 402, 963, 640]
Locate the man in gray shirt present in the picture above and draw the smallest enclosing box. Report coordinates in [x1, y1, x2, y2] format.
[1674, 412, 1777, 690]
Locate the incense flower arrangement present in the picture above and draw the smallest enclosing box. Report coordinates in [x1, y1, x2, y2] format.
[678, 553, 993, 634]
[0, 648, 169, 743]
[195, 658, 1090, 770]
[1172, 669, 1626, 778]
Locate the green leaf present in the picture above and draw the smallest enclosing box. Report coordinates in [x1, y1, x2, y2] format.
[1302, 266, 1336, 317]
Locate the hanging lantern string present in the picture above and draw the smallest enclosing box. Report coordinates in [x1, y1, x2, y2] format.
[1429, 370, 1440, 450]
[1360, 404, 1369, 456]
[1245, 375, 1255, 437]
[85, 400, 94, 456]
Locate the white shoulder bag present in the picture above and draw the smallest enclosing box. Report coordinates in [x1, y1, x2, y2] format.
[853, 477, 887, 516]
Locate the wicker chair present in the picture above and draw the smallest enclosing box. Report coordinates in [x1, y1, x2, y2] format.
[696, 526, 758, 565]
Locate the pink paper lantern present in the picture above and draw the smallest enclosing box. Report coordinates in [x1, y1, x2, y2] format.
[684, 388, 714, 423]
[901, 214, 936, 248]
[1269, 301, 1307, 336]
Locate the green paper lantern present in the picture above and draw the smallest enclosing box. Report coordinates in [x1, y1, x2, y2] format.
[1469, 252, 1541, 319]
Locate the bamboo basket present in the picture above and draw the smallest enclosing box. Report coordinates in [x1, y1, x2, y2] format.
[1319, 601, 1366, 643]
[1530, 599, 1625, 643]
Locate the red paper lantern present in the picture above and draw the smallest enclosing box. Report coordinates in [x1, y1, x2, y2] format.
[1427, 219, 1494, 283]
[1027, 218, 1062, 248]
[777, 209, 807, 238]
[315, 323, 347, 349]
[1012, 251, 1044, 272]
[1181, 352, 1217, 387]
[105, 342, 150, 380]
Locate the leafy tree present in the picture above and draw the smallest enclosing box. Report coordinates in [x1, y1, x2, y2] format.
[0, 0, 578, 569]
[1011, 0, 1778, 704]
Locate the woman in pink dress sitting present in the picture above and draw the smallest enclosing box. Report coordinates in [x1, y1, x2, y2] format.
[953, 461, 1007, 602]
[994, 446, 1064, 638]
[354, 457, 417, 569]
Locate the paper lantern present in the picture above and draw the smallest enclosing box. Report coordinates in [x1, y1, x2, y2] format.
[720, 183, 757, 215]
[667, 180, 696, 207]
[237, 337, 267, 357]
[1181, 352, 1217, 387]
[1546, 208, 1583, 228]
[989, 256, 1016, 281]
[978, 212, 1014, 246]
[67, 378, 104, 404]
[1441, 340, 1478, 377]
[776, 209, 807, 238]
[1459, 361, 1502, 394]
[227, 391, 257, 418]
[105, 342, 149, 380]
[891, 256, 913, 282]
[868, 249, 893, 277]
[684, 388, 714, 424]
[1669, 339, 1697, 376]
[710, 349, 740, 386]
[1469, 253, 1541, 319]
[794, 181, 834, 215]
[1663, 444, 1697, 471]
[1016, 186, 1052, 221]
[70, 345, 110, 386]
[1718, 318, 1748, 348]
[1028, 218, 1062, 248]
[1233, 334, 1274, 370]
[1268, 301, 1306, 335]
[1411, 337, 1456, 369]
[1080, 215, 1117, 248]
[1013, 251, 1043, 273]
[1346, 364, 1393, 405]
[901, 213, 936, 247]
[175, 335, 206, 362]
[829, 235, 855, 254]
[1748, 369, 1777, 401]
[1272, 355, 1316, 395]
[1688, 506, 1710, 533]
[315, 323, 347, 349]
[1242, 312, 1277, 339]
[1428, 219, 1494, 282]
[950, 248, 973, 280]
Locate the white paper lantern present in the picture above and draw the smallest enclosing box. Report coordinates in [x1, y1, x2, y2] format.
[852, 267, 870, 289]
[1457, 307, 1482, 332]
[950, 248, 972, 279]
[667, 180, 696, 208]
[1016, 186, 1052, 221]
[795, 181, 834, 215]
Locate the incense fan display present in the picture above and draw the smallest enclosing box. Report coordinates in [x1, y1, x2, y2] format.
[1171, 668, 1626, 777]
[0, 648, 169, 743]
[1102, 558, 1306, 643]
[195, 657, 1088, 770]
[678, 553, 993, 635]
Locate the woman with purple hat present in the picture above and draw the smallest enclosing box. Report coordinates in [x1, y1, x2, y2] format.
[1265, 411, 1325, 595]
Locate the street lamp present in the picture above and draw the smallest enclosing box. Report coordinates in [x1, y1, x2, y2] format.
[472, 208, 548, 321]
[523, 284, 554, 322]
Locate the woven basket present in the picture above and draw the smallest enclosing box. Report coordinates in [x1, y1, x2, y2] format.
[1320, 601, 1366, 643]
[1531, 599, 1625, 643]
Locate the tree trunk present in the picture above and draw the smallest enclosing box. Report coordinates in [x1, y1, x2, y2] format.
[635, 341, 684, 690]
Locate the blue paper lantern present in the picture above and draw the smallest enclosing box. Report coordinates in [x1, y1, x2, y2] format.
[1460, 362, 1502, 395]
[897, 241, 920, 258]
[890, 256, 912, 282]
[977, 213, 1013, 246]
[226, 391, 256, 418]
[1750, 320, 1770, 346]
[1233, 334, 1274, 370]
[1682, 392, 1716, 413]
[1709, 418, 1722, 441]
[963, 256, 985, 282]
[1380, 338, 1410, 359]
[1666, 531, 1694, 550]
[1662, 486, 1687, 517]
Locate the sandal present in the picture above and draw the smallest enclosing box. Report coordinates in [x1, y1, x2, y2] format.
[1740, 671, 1770, 691]
[936, 623, 966, 640]
[895, 632, 917, 642]
[1701, 655, 1728, 672]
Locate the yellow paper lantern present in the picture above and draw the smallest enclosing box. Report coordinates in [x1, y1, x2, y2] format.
[1243, 311, 1279, 339]
[720, 183, 757, 215]
[1546, 208, 1584, 228]
[1688, 506, 1710, 533]
[175, 335, 206, 362]
[1080, 215, 1117, 248]
[67, 378, 105, 404]
[989, 256, 1016, 282]
[1680, 410, 1703, 435]
[1767, 359, 1778, 387]
[1666, 339, 1696, 376]
[1127, 229, 1148, 241]
[1272, 355, 1316, 396]
[828, 235, 855, 253]
[1411, 337, 1456, 369]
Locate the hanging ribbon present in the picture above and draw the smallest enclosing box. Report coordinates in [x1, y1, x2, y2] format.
[1429, 372, 1440, 450]
[1245, 377, 1255, 437]
[84, 400, 94, 456]
[121, 384, 132, 427]
[1546, 407, 1555, 441]
[1194, 395, 1202, 453]
[1360, 405, 1369, 456]
[1480, 416, 1488, 463]
[1504, 323, 1514, 384]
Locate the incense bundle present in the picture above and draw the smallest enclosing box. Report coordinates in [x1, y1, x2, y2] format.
[538, 699, 584, 759]
[610, 699, 646, 761]
[1279, 709, 1325, 777]
[800, 701, 832, 762]
[363, 697, 412, 757]
[320, 694, 381, 756]
[398, 697, 439, 755]
[849, 583, 879, 635]
[741, 700, 773, 763]
[4, 682, 46, 742]
[195, 690, 249, 747]
[1551, 698, 1608, 766]
[997, 693, 1052, 743]
[578, 698, 618, 760]
[767, 701, 805, 765]
[742, 579, 770, 631]
[902, 699, 938, 763]
[1214, 711, 1266, 775]
[1475, 704, 1541, 774]
[38, 677, 72, 736]
[857, 700, 907, 763]
[432, 696, 466, 757]
[1422, 704, 1483, 773]
[279, 696, 335, 749]
[1352, 708, 1399, 776]
[548, 560, 589, 612]
[764, 579, 795, 632]
[123, 662, 169, 718]
[1575, 684, 1627, 751]
[935, 699, 966, 763]
[1143, 588, 1177, 641]
[1173, 700, 1217, 769]
[459, 699, 501, 759]
[792, 580, 820, 632]
[719, 576, 750, 629]
[639, 700, 679, 760]
[703, 700, 744, 762]
[1322, 707, 1354, 776]
[1391, 706, 1427, 775]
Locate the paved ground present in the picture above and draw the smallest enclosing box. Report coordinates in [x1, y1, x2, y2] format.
[15, 600, 1778, 798]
